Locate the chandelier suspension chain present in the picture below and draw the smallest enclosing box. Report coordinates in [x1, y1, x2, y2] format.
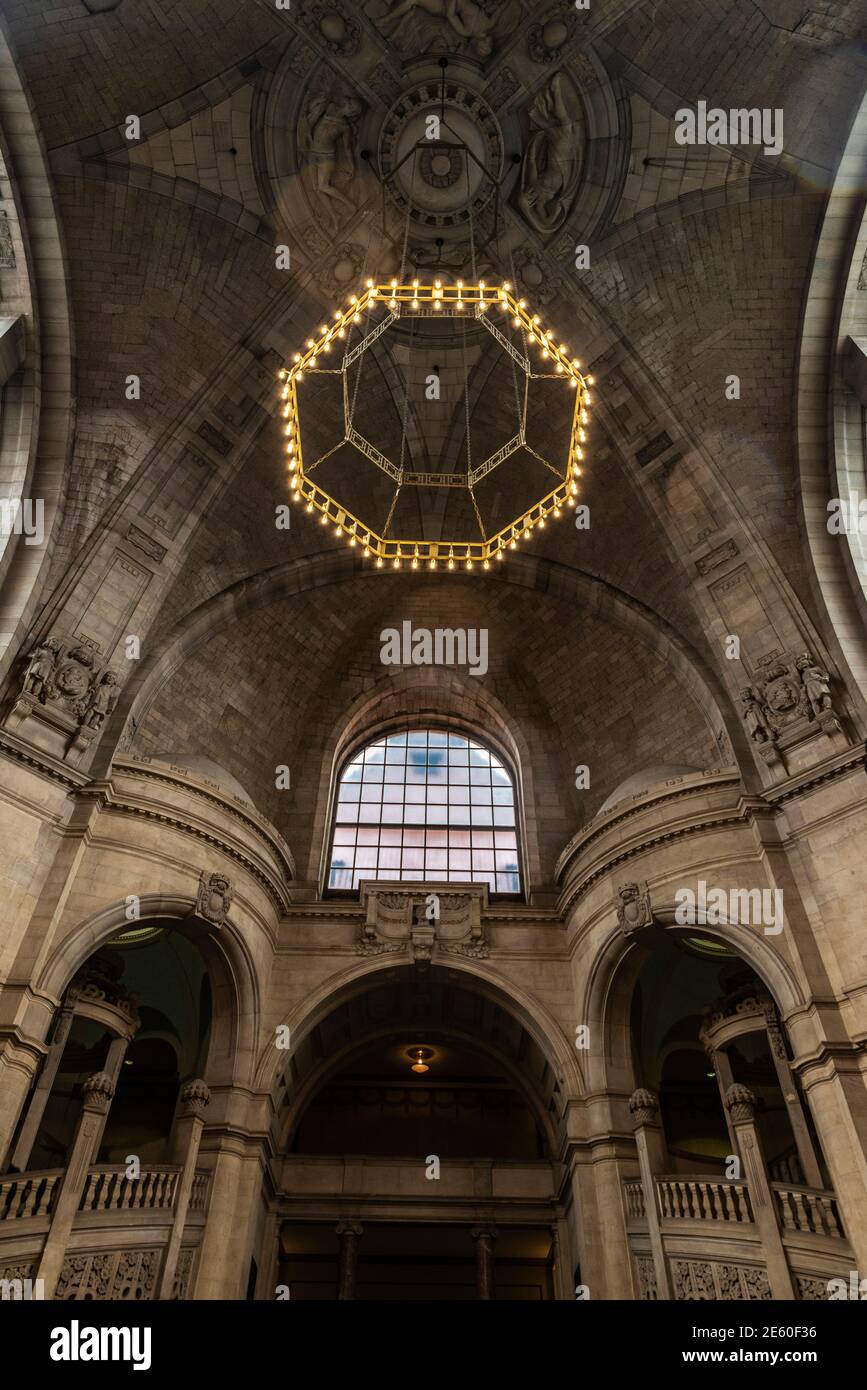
[346, 212, 377, 434]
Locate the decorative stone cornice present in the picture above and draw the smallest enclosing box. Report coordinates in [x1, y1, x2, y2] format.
[555, 769, 742, 881]
[0, 728, 89, 790]
[74, 782, 291, 914]
[557, 748, 867, 915]
[115, 756, 295, 878]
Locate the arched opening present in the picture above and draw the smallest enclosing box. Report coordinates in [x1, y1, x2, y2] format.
[271, 964, 571, 1300]
[629, 934, 827, 1185]
[13, 925, 213, 1173]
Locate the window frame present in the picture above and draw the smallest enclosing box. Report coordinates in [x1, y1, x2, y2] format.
[323, 722, 525, 901]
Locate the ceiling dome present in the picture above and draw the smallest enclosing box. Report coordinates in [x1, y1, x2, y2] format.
[597, 765, 702, 816]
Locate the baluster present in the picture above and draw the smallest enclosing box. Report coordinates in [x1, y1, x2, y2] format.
[777, 1189, 796, 1231]
[0, 1179, 14, 1220]
[791, 1190, 809, 1232]
[20, 1177, 37, 1218]
[36, 1174, 57, 1218]
[734, 1183, 751, 1222]
[721, 1183, 736, 1221]
[98, 1170, 112, 1211]
[80, 1172, 97, 1212]
[818, 1195, 841, 1238]
[139, 1170, 154, 1207]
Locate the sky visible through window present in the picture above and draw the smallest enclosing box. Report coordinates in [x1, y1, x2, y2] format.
[328, 729, 521, 894]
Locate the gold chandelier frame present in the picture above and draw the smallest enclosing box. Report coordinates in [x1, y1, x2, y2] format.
[276, 280, 594, 569]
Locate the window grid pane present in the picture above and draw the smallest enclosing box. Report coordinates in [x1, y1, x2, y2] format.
[328, 729, 521, 894]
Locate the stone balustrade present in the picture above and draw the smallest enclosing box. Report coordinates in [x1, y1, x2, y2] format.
[0, 1165, 211, 1222]
[79, 1166, 182, 1213]
[0, 1169, 62, 1221]
[773, 1184, 845, 1240]
[623, 1179, 645, 1220]
[622, 1172, 853, 1302]
[657, 1175, 753, 1224]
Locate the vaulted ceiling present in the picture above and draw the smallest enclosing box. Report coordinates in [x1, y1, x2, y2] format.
[3, 0, 867, 884]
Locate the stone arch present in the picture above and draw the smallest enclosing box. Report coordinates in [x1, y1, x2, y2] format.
[257, 955, 585, 1125]
[281, 1021, 560, 1159]
[33, 893, 261, 1089]
[581, 909, 807, 1097]
[795, 87, 867, 712]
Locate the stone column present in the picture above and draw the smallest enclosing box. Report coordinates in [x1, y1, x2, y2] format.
[628, 1089, 671, 1300]
[707, 1046, 740, 1158]
[9, 1001, 76, 1172]
[725, 1083, 795, 1298]
[471, 1224, 497, 1300]
[550, 1218, 573, 1300]
[336, 1220, 363, 1300]
[35, 1071, 115, 1298]
[158, 1080, 210, 1300]
[763, 1010, 823, 1188]
[192, 1140, 263, 1299]
[89, 1033, 132, 1155]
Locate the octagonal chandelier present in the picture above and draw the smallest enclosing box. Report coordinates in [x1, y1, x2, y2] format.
[276, 279, 594, 570]
[274, 76, 595, 571]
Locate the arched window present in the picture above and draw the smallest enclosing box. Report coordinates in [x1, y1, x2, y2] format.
[327, 728, 521, 895]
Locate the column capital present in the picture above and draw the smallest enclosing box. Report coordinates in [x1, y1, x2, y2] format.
[179, 1079, 211, 1118]
[725, 1082, 757, 1122]
[335, 1220, 363, 1239]
[471, 1224, 498, 1242]
[628, 1087, 659, 1126]
[81, 1071, 115, 1114]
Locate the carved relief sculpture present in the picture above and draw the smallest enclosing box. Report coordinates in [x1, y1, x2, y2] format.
[516, 71, 584, 236]
[8, 636, 121, 763]
[298, 88, 364, 232]
[194, 871, 234, 928]
[615, 882, 653, 939]
[368, 0, 509, 58]
[22, 637, 62, 702]
[739, 649, 843, 762]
